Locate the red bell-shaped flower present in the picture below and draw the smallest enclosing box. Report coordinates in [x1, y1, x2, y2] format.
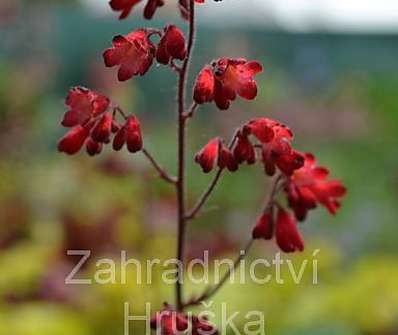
[252, 209, 274, 240]
[275, 208, 304, 253]
[103, 29, 156, 81]
[156, 25, 187, 65]
[193, 58, 263, 110]
[58, 125, 90, 155]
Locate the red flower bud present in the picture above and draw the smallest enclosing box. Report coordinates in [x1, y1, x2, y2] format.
[252, 209, 274, 240]
[125, 115, 143, 153]
[91, 112, 113, 143]
[275, 208, 304, 253]
[58, 125, 90, 155]
[233, 134, 256, 164]
[195, 138, 220, 173]
[113, 126, 126, 151]
[218, 145, 238, 172]
[156, 25, 187, 65]
[86, 137, 103, 156]
[193, 66, 215, 104]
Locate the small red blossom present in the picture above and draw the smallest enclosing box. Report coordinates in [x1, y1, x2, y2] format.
[195, 137, 238, 173]
[109, 0, 164, 20]
[112, 115, 143, 153]
[103, 29, 156, 82]
[91, 112, 113, 143]
[86, 137, 103, 156]
[62, 87, 110, 127]
[233, 133, 256, 165]
[156, 25, 187, 65]
[245, 118, 304, 176]
[150, 309, 189, 335]
[58, 125, 90, 155]
[275, 207, 304, 253]
[219, 143, 239, 172]
[252, 209, 274, 240]
[285, 153, 347, 221]
[193, 58, 263, 110]
[193, 66, 215, 104]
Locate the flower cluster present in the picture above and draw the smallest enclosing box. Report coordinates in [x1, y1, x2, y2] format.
[58, 87, 143, 156]
[150, 306, 217, 335]
[193, 58, 263, 110]
[195, 117, 304, 176]
[194, 117, 346, 253]
[103, 26, 186, 81]
[251, 151, 346, 252]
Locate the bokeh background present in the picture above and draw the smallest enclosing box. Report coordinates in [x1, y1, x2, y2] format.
[1, 0, 398, 334]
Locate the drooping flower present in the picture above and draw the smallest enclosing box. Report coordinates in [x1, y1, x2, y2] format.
[219, 143, 239, 172]
[244, 118, 304, 176]
[193, 66, 215, 104]
[91, 112, 113, 143]
[193, 58, 263, 110]
[58, 125, 90, 155]
[195, 137, 238, 173]
[285, 153, 347, 221]
[112, 115, 143, 153]
[61, 87, 110, 127]
[86, 137, 103, 156]
[233, 133, 256, 165]
[252, 208, 274, 240]
[156, 25, 187, 65]
[109, 0, 164, 20]
[195, 138, 219, 173]
[103, 29, 156, 81]
[275, 207, 304, 253]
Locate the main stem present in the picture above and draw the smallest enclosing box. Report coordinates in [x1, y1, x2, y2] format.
[176, 0, 196, 311]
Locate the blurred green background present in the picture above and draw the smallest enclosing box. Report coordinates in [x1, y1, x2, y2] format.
[1, 0, 398, 334]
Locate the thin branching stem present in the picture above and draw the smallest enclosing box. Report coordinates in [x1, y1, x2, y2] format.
[185, 129, 240, 221]
[141, 148, 177, 184]
[176, 0, 196, 311]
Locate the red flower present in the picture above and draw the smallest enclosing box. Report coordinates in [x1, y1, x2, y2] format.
[219, 143, 239, 172]
[195, 137, 238, 173]
[285, 153, 347, 220]
[193, 66, 215, 104]
[275, 208, 304, 253]
[112, 115, 143, 153]
[61, 87, 110, 127]
[193, 58, 263, 110]
[233, 133, 256, 165]
[109, 0, 164, 20]
[86, 137, 103, 156]
[252, 209, 274, 240]
[244, 118, 304, 176]
[156, 25, 186, 65]
[103, 29, 156, 82]
[150, 309, 188, 335]
[58, 125, 90, 155]
[91, 112, 113, 143]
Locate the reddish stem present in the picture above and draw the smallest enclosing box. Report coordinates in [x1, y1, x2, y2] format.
[176, 0, 196, 311]
[142, 148, 177, 184]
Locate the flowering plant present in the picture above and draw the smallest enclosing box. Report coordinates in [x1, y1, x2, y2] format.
[57, 1, 346, 333]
